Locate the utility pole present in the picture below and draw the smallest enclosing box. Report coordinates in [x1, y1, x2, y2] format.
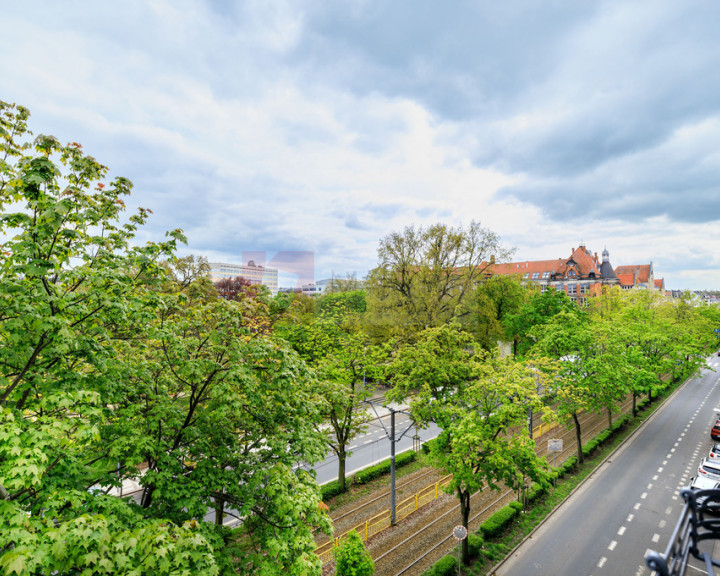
[365, 399, 415, 525]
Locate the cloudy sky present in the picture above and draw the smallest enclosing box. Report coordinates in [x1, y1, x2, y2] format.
[2, 0, 720, 290]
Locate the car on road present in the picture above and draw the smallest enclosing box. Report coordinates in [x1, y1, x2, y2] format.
[712, 420, 720, 441]
[709, 443, 720, 461]
[687, 476, 720, 515]
[698, 457, 720, 480]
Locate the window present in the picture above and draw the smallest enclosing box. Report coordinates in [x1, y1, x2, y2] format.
[568, 283, 577, 295]
[542, 272, 550, 279]
[580, 283, 588, 294]
[532, 272, 539, 279]
[523, 273, 529, 279]
[568, 270, 576, 277]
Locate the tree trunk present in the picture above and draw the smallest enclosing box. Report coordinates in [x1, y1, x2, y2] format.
[458, 488, 471, 564]
[338, 445, 347, 491]
[632, 392, 637, 418]
[607, 406, 612, 430]
[573, 412, 583, 464]
[215, 494, 225, 526]
[140, 484, 155, 509]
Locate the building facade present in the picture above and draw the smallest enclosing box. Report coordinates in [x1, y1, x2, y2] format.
[488, 245, 665, 303]
[489, 245, 621, 305]
[208, 261, 279, 295]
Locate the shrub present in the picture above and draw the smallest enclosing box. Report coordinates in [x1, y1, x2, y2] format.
[422, 555, 457, 576]
[479, 502, 521, 539]
[422, 438, 437, 455]
[335, 530, 375, 576]
[355, 451, 417, 484]
[527, 483, 546, 504]
[467, 533, 484, 559]
[556, 455, 577, 478]
[321, 480, 345, 500]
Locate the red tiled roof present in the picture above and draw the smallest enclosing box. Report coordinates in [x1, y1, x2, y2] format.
[614, 265, 651, 283]
[487, 245, 602, 279]
[616, 273, 635, 286]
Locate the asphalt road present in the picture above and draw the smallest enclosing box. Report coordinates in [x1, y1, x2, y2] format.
[494, 354, 720, 576]
[312, 411, 441, 485]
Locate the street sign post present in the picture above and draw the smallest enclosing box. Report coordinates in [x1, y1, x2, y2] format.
[453, 525, 468, 576]
[548, 438, 563, 469]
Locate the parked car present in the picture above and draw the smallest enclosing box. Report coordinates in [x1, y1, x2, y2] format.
[698, 457, 720, 480]
[712, 419, 720, 441]
[709, 443, 720, 461]
[687, 476, 720, 514]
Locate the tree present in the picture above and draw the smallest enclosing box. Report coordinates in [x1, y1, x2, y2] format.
[278, 291, 375, 490]
[334, 530, 374, 576]
[0, 100, 222, 574]
[365, 222, 513, 339]
[0, 101, 332, 575]
[505, 287, 580, 356]
[388, 324, 551, 564]
[470, 274, 530, 350]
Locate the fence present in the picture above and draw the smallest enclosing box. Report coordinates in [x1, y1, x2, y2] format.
[316, 474, 453, 565]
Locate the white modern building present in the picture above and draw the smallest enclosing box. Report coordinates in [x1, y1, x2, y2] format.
[209, 261, 279, 295]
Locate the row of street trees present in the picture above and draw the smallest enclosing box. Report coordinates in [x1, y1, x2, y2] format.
[2, 100, 719, 573]
[0, 102, 331, 575]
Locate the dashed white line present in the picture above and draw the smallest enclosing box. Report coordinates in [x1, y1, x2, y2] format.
[618, 526, 627, 536]
[608, 540, 617, 551]
[652, 533, 660, 543]
[598, 557, 607, 568]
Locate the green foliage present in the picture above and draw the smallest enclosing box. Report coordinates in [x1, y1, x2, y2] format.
[471, 274, 530, 351]
[388, 323, 552, 564]
[354, 451, 417, 484]
[479, 503, 521, 539]
[334, 530, 374, 576]
[321, 480, 346, 500]
[506, 288, 582, 356]
[422, 555, 457, 576]
[365, 222, 512, 340]
[467, 533, 484, 559]
[0, 101, 332, 575]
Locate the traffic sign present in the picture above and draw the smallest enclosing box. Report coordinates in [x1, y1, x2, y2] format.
[453, 525, 468, 540]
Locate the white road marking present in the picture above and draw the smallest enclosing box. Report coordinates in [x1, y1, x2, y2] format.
[652, 533, 660, 543]
[618, 526, 627, 536]
[627, 514, 634, 522]
[608, 540, 617, 551]
[641, 492, 648, 500]
[598, 557, 607, 568]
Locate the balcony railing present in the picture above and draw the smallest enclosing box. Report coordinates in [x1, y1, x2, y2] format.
[646, 488, 720, 576]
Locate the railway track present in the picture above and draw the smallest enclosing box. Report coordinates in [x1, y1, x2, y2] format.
[362, 395, 636, 576]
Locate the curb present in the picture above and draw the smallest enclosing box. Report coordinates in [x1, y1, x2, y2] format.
[488, 370, 696, 575]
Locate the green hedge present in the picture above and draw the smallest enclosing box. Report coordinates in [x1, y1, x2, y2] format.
[527, 483, 546, 504]
[479, 501, 522, 539]
[422, 438, 437, 455]
[467, 533, 484, 559]
[354, 451, 417, 485]
[320, 480, 344, 501]
[557, 455, 577, 478]
[422, 555, 457, 576]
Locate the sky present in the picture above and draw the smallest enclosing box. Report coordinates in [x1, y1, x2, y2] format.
[2, 0, 720, 290]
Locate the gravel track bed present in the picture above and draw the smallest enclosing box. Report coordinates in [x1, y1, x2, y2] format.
[321, 394, 635, 575]
[317, 467, 447, 547]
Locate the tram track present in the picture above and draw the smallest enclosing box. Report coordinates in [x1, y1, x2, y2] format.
[362, 395, 636, 576]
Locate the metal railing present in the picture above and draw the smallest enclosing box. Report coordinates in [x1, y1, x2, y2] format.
[646, 488, 720, 576]
[316, 474, 453, 565]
